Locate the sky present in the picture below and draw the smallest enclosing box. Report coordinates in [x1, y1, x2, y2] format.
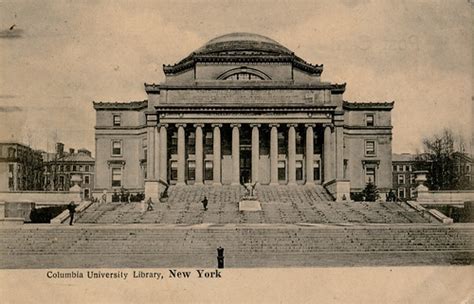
[0, 0, 472, 155]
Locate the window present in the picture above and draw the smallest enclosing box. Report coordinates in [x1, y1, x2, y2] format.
[314, 160, 320, 181]
[170, 161, 178, 181]
[112, 141, 122, 156]
[112, 168, 122, 187]
[398, 188, 406, 199]
[409, 187, 416, 198]
[204, 132, 213, 154]
[278, 161, 286, 181]
[224, 72, 264, 80]
[205, 161, 213, 180]
[397, 165, 402, 172]
[410, 174, 415, 184]
[188, 160, 195, 181]
[113, 114, 121, 126]
[366, 114, 374, 126]
[296, 160, 303, 181]
[188, 133, 195, 155]
[365, 167, 376, 184]
[84, 188, 90, 199]
[72, 165, 77, 171]
[84, 175, 90, 184]
[66, 165, 71, 171]
[365, 140, 376, 156]
[408, 165, 413, 172]
[398, 174, 405, 184]
[85, 165, 90, 172]
[393, 165, 397, 172]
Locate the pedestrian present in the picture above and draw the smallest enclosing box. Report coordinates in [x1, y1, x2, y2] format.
[146, 197, 154, 211]
[67, 201, 76, 226]
[101, 190, 107, 204]
[201, 196, 208, 211]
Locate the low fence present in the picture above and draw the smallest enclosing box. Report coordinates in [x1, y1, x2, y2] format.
[0, 191, 82, 205]
[417, 189, 474, 205]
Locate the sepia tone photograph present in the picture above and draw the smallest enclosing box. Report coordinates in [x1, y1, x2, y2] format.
[0, 0, 473, 303]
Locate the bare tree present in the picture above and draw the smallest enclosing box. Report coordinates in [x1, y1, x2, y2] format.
[416, 129, 472, 190]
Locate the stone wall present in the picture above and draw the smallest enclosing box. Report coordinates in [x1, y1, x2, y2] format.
[0, 191, 81, 204]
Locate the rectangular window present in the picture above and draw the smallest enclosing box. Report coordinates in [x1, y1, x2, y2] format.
[204, 132, 213, 154]
[408, 165, 413, 172]
[205, 161, 213, 180]
[398, 188, 406, 199]
[398, 174, 405, 184]
[111, 168, 122, 187]
[85, 165, 89, 172]
[314, 160, 320, 181]
[84, 188, 90, 199]
[278, 160, 286, 181]
[296, 160, 303, 180]
[84, 175, 90, 184]
[188, 133, 195, 155]
[365, 167, 376, 184]
[113, 114, 121, 126]
[409, 187, 415, 198]
[170, 161, 178, 181]
[170, 132, 178, 155]
[365, 140, 376, 156]
[112, 141, 122, 156]
[410, 174, 415, 184]
[188, 160, 196, 181]
[66, 165, 71, 171]
[72, 165, 77, 171]
[397, 165, 402, 172]
[366, 114, 375, 126]
[393, 165, 397, 172]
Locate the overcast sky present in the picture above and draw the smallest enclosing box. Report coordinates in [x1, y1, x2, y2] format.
[0, 0, 472, 155]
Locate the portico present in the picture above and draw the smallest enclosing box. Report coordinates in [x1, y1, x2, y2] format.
[145, 111, 343, 187]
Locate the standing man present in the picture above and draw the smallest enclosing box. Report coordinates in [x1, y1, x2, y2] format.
[67, 201, 76, 226]
[201, 196, 208, 211]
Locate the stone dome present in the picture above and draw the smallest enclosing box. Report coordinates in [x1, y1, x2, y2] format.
[193, 32, 293, 55]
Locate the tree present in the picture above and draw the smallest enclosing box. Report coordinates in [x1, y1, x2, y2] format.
[416, 129, 472, 190]
[361, 182, 380, 202]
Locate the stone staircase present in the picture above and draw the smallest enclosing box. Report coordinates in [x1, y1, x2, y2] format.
[76, 185, 430, 225]
[1, 224, 473, 268]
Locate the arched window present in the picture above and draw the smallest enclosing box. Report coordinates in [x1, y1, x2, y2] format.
[217, 67, 271, 80]
[224, 72, 264, 80]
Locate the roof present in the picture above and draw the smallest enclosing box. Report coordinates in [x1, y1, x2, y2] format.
[392, 153, 416, 162]
[58, 153, 94, 163]
[343, 101, 394, 110]
[194, 32, 293, 56]
[93, 100, 148, 111]
[163, 32, 323, 76]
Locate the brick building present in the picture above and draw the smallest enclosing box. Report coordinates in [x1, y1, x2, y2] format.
[42, 143, 95, 199]
[93, 33, 394, 201]
[0, 141, 44, 191]
[392, 153, 417, 200]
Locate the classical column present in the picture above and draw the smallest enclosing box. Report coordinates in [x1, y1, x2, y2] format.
[176, 123, 186, 185]
[335, 125, 344, 179]
[270, 124, 279, 185]
[231, 124, 241, 185]
[250, 124, 260, 184]
[287, 124, 297, 185]
[323, 124, 332, 183]
[159, 124, 168, 183]
[212, 124, 222, 185]
[146, 126, 155, 180]
[194, 124, 204, 184]
[154, 126, 160, 181]
[305, 124, 315, 184]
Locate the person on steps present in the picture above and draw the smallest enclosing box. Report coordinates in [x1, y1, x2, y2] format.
[67, 201, 76, 226]
[201, 196, 208, 211]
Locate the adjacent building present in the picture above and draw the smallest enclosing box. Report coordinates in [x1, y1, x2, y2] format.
[392, 153, 417, 200]
[0, 141, 44, 191]
[42, 143, 95, 199]
[94, 32, 394, 201]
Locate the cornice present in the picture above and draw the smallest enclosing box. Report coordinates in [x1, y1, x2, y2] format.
[145, 82, 345, 91]
[343, 101, 394, 111]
